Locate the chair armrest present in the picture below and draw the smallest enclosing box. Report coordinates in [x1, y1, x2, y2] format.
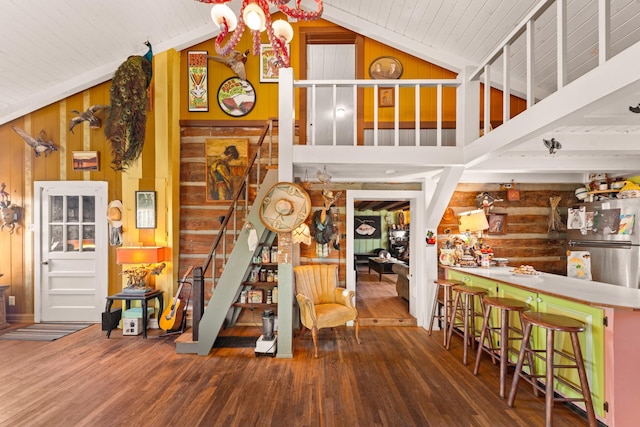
[334, 287, 356, 309]
[296, 293, 317, 327]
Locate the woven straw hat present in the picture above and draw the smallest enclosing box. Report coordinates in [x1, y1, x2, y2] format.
[107, 200, 123, 228]
[259, 182, 311, 233]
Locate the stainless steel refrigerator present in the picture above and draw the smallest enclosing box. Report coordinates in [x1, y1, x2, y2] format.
[567, 198, 640, 289]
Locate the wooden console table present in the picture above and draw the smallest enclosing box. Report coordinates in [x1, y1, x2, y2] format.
[104, 289, 163, 339]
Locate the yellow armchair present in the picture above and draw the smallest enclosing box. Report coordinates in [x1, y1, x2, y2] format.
[294, 264, 360, 358]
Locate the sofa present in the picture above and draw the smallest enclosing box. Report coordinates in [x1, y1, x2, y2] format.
[392, 262, 409, 301]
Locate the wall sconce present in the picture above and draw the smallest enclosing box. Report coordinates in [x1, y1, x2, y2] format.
[116, 246, 166, 293]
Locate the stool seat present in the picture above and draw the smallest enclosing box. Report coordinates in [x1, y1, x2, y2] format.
[474, 296, 530, 398]
[508, 311, 597, 427]
[522, 311, 585, 333]
[452, 285, 487, 295]
[482, 296, 529, 311]
[428, 279, 462, 345]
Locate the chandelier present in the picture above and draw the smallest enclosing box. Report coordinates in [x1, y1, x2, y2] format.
[197, 0, 324, 68]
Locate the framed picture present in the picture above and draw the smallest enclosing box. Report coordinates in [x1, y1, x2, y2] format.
[135, 191, 156, 229]
[354, 216, 382, 239]
[369, 56, 403, 79]
[72, 151, 99, 171]
[260, 44, 289, 82]
[188, 51, 208, 111]
[379, 87, 394, 107]
[487, 213, 507, 235]
[217, 77, 256, 117]
[206, 138, 249, 202]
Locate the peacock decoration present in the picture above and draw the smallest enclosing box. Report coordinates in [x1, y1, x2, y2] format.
[104, 41, 153, 171]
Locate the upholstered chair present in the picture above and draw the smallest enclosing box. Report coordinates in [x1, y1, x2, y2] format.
[294, 264, 361, 358]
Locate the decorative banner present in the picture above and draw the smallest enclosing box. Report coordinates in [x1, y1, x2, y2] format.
[188, 51, 208, 112]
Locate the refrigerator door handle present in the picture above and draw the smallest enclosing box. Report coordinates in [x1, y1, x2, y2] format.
[568, 240, 633, 249]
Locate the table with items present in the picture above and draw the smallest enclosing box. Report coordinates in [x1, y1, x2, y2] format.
[104, 289, 163, 339]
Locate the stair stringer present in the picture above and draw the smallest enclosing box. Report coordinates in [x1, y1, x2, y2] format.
[197, 169, 279, 356]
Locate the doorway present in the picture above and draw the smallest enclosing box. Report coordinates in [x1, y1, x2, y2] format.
[34, 181, 108, 323]
[346, 190, 425, 326]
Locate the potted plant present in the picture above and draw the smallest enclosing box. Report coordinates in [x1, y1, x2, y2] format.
[426, 230, 436, 245]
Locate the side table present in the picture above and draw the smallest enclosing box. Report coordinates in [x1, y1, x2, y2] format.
[104, 289, 163, 339]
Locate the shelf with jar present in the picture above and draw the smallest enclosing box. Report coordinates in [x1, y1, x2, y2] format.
[235, 242, 279, 310]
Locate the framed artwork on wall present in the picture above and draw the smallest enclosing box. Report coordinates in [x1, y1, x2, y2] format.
[354, 216, 382, 239]
[72, 151, 99, 171]
[487, 213, 507, 235]
[369, 56, 403, 79]
[259, 44, 289, 82]
[188, 51, 208, 112]
[379, 87, 394, 107]
[205, 138, 249, 202]
[217, 77, 256, 117]
[135, 191, 156, 229]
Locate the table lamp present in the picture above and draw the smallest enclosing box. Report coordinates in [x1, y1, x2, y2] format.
[116, 246, 166, 293]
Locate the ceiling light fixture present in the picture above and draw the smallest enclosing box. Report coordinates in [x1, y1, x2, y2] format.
[336, 107, 346, 117]
[543, 137, 562, 155]
[198, 0, 323, 69]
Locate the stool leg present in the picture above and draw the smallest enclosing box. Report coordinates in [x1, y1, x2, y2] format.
[428, 284, 439, 336]
[570, 332, 598, 427]
[499, 309, 510, 399]
[473, 304, 492, 375]
[446, 292, 461, 350]
[507, 321, 533, 407]
[442, 287, 450, 346]
[462, 294, 471, 365]
[545, 329, 555, 427]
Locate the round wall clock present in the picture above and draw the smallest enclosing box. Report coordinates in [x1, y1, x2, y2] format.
[217, 77, 256, 117]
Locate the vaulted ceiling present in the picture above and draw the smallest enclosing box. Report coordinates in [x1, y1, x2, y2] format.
[3, 0, 640, 184]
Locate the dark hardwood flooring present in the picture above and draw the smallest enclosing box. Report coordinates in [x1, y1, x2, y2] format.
[0, 283, 592, 426]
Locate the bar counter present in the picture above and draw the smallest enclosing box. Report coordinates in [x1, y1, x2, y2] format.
[445, 266, 640, 310]
[443, 265, 640, 427]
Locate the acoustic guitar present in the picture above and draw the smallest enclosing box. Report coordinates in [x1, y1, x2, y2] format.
[159, 266, 194, 332]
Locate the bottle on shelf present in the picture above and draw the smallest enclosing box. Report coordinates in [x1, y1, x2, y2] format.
[271, 246, 278, 263]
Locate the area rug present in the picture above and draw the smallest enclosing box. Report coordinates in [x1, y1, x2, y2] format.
[0, 323, 92, 341]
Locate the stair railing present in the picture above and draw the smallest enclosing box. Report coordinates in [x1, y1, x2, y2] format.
[192, 119, 276, 340]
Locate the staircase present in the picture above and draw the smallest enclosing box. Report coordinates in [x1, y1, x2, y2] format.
[176, 121, 279, 355]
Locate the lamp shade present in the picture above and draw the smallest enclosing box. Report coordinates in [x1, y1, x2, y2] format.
[458, 209, 489, 233]
[116, 246, 165, 264]
[242, 3, 266, 31]
[211, 4, 238, 31]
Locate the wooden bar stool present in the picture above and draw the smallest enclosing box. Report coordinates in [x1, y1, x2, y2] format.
[446, 285, 487, 365]
[473, 296, 530, 398]
[428, 279, 461, 345]
[507, 312, 597, 427]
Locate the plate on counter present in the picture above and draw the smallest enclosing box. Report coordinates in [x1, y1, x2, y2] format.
[512, 272, 542, 278]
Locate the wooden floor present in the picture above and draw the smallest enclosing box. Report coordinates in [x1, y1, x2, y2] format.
[0, 317, 593, 426]
[355, 268, 416, 327]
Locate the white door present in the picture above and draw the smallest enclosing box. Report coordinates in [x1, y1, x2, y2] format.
[34, 181, 108, 322]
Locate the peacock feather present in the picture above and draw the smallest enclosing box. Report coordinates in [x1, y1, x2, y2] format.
[104, 41, 153, 171]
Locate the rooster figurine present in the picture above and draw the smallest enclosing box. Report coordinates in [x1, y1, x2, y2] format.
[11, 126, 58, 157]
[104, 41, 153, 171]
[69, 104, 109, 133]
[208, 50, 249, 81]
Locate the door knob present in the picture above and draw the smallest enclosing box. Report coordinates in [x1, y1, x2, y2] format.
[42, 260, 49, 265]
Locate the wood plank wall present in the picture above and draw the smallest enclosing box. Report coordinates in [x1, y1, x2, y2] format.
[179, 123, 279, 300]
[438, 183, 580, 275]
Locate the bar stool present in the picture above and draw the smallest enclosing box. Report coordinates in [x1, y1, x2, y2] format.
[473, 296, 530, 398]
[507, 311, 597, 427]
[428, 279, 461, 345]
[446, 285, 487, 365]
